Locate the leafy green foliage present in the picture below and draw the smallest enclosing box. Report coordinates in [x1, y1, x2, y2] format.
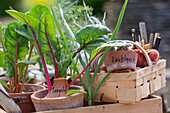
[30, 5, 59, 77]
[76, 24, 111, 48]
[5, 22, 29, 78]
[53, 0, 93, 34]
[65, 90, 86, 96]
[6, 10, 39, 30]
[17, 60, 37, 66]
[0, 22, 6, 41]
[0, 81, 8, 89]
[0, 50, 6, 67]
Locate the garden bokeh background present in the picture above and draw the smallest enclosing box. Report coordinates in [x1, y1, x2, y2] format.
[0, 0, 170, 112]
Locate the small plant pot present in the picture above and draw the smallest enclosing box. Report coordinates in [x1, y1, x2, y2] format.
[104, 50, 138, 72]
[31, 85, 84, 112]
[2, 84, 45, 113]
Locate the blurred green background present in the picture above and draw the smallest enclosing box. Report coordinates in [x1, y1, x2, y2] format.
[0, 0, 108, 16]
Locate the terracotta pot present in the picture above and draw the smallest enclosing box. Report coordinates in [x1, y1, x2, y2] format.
[45, 78, 69, 98]
[0, 76, 43, 85]
[31, 85, 84, 112]
[2, 84, 45, 113]
[104, 50, 138, 72]
[27, 78, 43, 85]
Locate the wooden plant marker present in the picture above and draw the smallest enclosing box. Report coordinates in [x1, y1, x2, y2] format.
[149, 33, 154, 49]
[139, 22, 148, 44]
[45, 78, 69, 98]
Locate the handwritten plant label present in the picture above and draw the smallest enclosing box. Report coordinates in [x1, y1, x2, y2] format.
[104, 50, 137, 71]
[45, 78, 69, 98]
[49, 85, 68, 97]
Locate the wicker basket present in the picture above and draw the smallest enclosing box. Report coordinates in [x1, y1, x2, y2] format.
[84, 41, 166, 103]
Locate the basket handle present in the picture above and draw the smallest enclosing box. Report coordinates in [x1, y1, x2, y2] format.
[126, 41, 152, 66]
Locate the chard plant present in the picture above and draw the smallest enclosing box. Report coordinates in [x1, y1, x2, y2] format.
[6, 5, 59, 91]
[4, 22, 36, 93]
[0, 23, 6, 68]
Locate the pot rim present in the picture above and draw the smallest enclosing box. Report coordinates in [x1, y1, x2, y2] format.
[7, 84, 45, 95]
[31, 85, 84, 101]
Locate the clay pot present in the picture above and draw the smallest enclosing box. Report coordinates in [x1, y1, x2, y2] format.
[45, 78, 69, 98]
[104, 50, 138, 72]
[0, 76, 43, 85]
[2, 84, 45, 113]
[27, 78, 43, 85]
[31, 85, 84, 112]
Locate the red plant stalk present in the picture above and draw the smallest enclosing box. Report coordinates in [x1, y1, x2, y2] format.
[44, 24, 59, 78]
[69, 49, 104, 86]
[26, 22, 52, 91]
[19, 45, 34, 93]
[11, 78, 14, 92]
[17, 65, 25, 93]
[73, 40, 94, 57]
[9, 78, 12, 92]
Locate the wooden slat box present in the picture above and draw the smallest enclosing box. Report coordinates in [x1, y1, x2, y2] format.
[37, 95, 162, 113]
[85, 59, 166, 103]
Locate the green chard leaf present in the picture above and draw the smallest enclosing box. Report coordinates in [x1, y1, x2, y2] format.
[33, 4, 59, 77]
[0, 81, 8, 88]
[0, 50, 6, 67]
[5, 10, 39, 29]
[5, 22, 29, 78]
[75, 24, 111, 51]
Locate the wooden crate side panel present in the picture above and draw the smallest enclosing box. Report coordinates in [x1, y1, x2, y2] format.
[97, 72, 137, 81]
[83, 74, 100, 101]
[117, 88, 136, 103]
[149, 80, 155, 94]
[136, 78, 144, 87]
[141, 82, 150, 98]
[118, 80, 136, 88]
[153, 76, 162, 91]
[39, 95, 162, 113]
[159, 68, 166, 75]
[136, 60, 166, 79]
[136, 66, 150, 79]
[136, 82, 150, 101]
[102, 81, 118, 86]
[100, 86, 117, 102]
[91, 75, 101, 101]
[143, 74, 153, 84]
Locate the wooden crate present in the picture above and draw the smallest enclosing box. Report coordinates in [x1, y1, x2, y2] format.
[84, 59, 166, 103]
[37, 95, 162, 113]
